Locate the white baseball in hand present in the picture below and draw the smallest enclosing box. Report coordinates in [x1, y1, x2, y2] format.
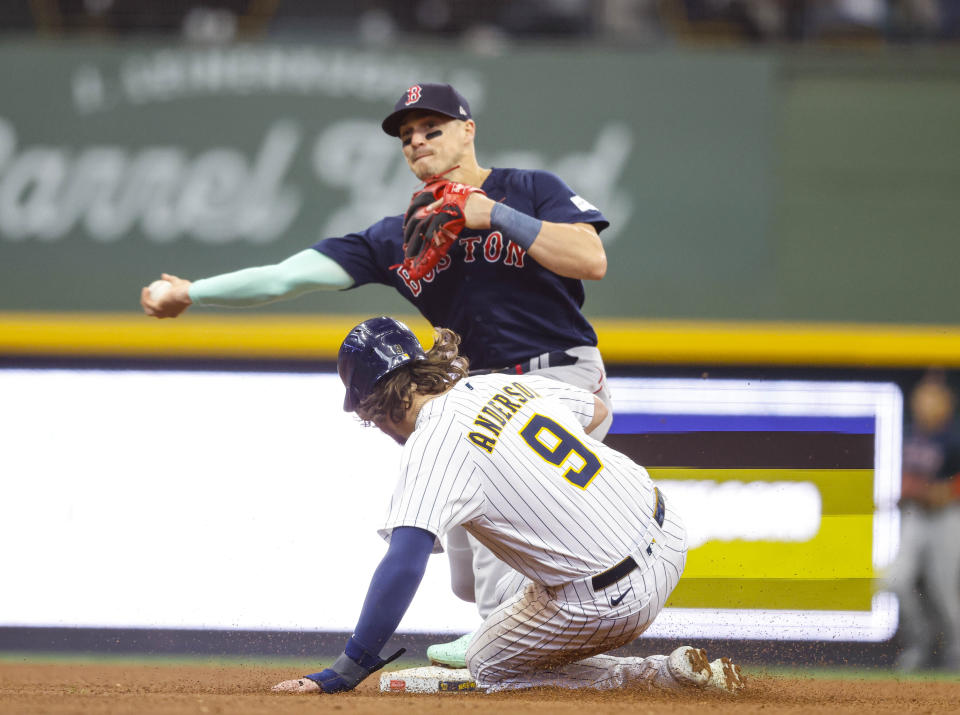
[148, 279, 173, 302]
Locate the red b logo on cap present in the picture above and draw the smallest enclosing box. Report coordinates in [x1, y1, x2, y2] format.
[404, 85, 422, 106]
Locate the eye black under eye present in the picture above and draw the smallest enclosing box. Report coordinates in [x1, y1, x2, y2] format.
[425, 129, 443, 140]
[402, 136, 412, 146]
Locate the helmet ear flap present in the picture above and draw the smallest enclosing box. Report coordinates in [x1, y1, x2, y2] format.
[343, 383, 362, 412]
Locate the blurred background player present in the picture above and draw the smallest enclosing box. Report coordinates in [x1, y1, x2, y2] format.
[140, 82, 614, 668]
[272, 316, 744, 695]
[884, 369, 960, 671]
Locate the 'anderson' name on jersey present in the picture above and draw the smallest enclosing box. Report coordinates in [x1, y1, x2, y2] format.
[468, 380, 540, 454]
[380, 374, 668, 586]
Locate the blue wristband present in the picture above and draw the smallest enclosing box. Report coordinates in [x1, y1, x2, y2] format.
[489, 202, 542, 250]
[304, 637, 406, 693]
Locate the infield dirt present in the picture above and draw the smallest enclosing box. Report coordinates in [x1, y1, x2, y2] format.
[2, 661, 959, 714]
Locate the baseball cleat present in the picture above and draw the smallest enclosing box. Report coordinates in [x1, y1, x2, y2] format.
[666, 646, 712, 688]
[427, 630, 476, 669]
[707, 657, 745, 694]
[271, 677, 320, 693]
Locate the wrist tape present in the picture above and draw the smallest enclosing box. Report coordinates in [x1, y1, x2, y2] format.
[305, 637, 406, 693]
[489, 202, 542, 250]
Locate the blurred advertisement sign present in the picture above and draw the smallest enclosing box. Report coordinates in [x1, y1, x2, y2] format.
[0, 42, 772, 317]
[608, 378, 902, 641]
[0, 370, 900, 641]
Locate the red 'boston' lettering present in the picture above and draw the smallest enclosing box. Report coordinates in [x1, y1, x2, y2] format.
[400, 233, 526, 296]
[504, 241, 526, 267]
[484, 232, 503, 263]
[396, 265, 422, 296]
[459, 236, 482, 263]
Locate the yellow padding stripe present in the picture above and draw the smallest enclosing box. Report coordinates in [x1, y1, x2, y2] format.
[2, 312, 960, 365]
[595, 318, 960, 366]
[0, 313, 434, 359]
[667, 577, 873, 611]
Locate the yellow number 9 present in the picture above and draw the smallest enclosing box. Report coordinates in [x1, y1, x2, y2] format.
[520, 414, 602, 489]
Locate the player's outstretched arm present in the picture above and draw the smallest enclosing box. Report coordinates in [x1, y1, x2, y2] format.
[272, 526, 435, 694]
[462, 193, 606, 280]
[140, 249, 355, 319]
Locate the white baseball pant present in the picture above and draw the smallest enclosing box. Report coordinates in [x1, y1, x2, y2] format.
[884, 502, 960, 665]
[466, 505, 688, 690]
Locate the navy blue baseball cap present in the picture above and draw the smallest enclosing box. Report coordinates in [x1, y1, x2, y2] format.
[338, 316, 426, 411]
[381, 83, 472, 137]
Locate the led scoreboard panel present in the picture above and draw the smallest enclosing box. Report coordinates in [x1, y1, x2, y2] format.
[606, 378, 901, 641]
[0, 370, 900, 641]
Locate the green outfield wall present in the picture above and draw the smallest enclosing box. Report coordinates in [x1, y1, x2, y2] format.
[0, 41, 958, 360]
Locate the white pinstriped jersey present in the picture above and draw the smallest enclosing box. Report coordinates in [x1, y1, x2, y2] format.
[379, 373, 663, 587]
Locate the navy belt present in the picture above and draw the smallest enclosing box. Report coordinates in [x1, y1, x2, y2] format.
[591, 488, 666, 592]
[469, 349, 578, 376]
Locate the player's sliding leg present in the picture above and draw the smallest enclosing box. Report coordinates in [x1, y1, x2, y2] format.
[470, 638, 743, 694]
[464, 579, 655, 692]
[464, 508, 744, 695]
[466, 581, 745, 693]
[429, 533, 523, 668]
[469, 651, 708, 692]
[464, 582, 736, 693]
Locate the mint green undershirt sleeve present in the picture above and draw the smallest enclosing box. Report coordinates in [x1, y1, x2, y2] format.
[188, 249, 355, 307]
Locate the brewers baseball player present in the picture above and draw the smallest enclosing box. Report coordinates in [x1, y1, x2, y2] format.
[272, 317, 744, 694]
[141, 83, 613, 667]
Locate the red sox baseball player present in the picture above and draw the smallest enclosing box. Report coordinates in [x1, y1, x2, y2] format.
[141, 82, 615, 668]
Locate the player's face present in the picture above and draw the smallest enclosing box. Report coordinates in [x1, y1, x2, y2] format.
[373, 416, 408, 446]
[911, 379, 955, 432]
[398, 111, 472, 180]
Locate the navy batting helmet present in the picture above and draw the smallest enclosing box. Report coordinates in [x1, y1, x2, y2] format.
[338, 316, 426, 412]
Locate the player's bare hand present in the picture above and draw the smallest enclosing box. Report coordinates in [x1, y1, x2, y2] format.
[272, 677, 320, 693]
[462, 192, 494, 230]
[424, 192, 493, 232]
[140, 273, 193, 319]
